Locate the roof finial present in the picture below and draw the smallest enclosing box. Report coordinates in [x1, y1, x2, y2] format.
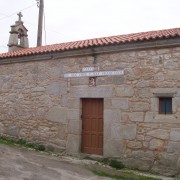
[17, 12, 23, 21]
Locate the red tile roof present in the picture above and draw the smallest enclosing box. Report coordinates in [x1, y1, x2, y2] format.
[1, 28, 180, 59]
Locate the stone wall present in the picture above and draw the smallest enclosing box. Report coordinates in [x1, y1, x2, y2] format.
[0, 45, 179, 175]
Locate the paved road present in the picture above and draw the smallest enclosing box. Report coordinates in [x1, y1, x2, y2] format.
[0, 144, 109, 180]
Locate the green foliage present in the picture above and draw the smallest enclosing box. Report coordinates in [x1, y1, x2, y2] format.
[0, 136, 15, 145]
[16, 139, 26, 145]
[0, 138, 14, 145]
[26, 143, 35, 149]
[100, 158, 110, 164]
[99, 158, 125, 170]
[92, 169, 122, 179]
[36, 144, 45, 151]
[92, 169, 161, 180]
[109, 159, 125, 169]
[0, 136, 45, 152]
[120, 172, 161, 180]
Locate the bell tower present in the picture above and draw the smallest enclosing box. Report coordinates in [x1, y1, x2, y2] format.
[8, 12, 29, 52]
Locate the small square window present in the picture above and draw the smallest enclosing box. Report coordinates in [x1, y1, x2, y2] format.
[159, 97, 172, 114]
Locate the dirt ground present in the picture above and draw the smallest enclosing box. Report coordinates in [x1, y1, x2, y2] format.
[0, 144, 175, 180]
[0, 144, 109, 180]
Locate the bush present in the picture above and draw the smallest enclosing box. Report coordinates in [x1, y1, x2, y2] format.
[109, 159, 125, 169]
[100, 158, 125, 170]
[16, 139, 26, 145]
[26, 143, 35, 149]
[36, 144, 45, 151]
[100, 158, 110, 164]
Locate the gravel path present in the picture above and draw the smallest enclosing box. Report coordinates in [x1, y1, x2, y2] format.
[0, 144, 109, 180]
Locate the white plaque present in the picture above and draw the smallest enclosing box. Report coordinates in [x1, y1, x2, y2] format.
[64, 70, 124, 78]
[82, 67, 95, 72]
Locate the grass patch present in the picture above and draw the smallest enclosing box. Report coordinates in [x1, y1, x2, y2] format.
[0, 136, 17, 145]
[0, 138, 15, 145]
[99, 158, 125, 170]
[92, 169, 123, 179]
[92, 169, 161, 180]
[16, 139, 26, 145]
[36, 144, 46, 151]
[0, 136, 45, 152]
[109, 159, 125, 169]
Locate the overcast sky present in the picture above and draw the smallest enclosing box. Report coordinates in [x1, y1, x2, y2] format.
[0, 0, 180, 53]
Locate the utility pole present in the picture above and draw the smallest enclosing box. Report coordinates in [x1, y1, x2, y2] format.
[36, 0, 44, 47]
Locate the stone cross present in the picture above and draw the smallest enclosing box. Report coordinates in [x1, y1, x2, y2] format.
[17, 12, 23, 21]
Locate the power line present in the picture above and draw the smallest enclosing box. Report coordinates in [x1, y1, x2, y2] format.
[0, 1, 64, 47]
[0, 46, 8, 49]
[0, 2, 63, 38]
[0, 3, 36, 22]
[0, 12, 8, 17]
[25, 20, 62, 37]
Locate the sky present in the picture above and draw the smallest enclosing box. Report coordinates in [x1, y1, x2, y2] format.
[0, 0, 180, 53]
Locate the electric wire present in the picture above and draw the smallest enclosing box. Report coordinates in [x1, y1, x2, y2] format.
[0, 12, 8, 17]
[0, 3, 36, 21]
[0, 46, 8, 49]
[0, 1, 63, 48]
[24, 19, 64, 41]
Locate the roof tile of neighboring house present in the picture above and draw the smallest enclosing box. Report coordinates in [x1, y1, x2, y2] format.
[1, 27, 180, 59]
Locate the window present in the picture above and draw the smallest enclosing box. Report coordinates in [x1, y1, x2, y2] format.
[159, 97, 172, 114]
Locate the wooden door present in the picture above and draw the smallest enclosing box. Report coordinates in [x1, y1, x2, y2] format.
[81, 98, 103, 155]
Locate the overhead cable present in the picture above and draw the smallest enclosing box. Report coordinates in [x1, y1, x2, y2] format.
[0, 3, 36, 21]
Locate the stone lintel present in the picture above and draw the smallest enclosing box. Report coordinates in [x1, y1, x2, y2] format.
[71, 86, 114, 98]
[153, 88, 177, 97]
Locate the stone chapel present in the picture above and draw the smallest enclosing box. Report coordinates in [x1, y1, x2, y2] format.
[0, 13, 180, 176]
